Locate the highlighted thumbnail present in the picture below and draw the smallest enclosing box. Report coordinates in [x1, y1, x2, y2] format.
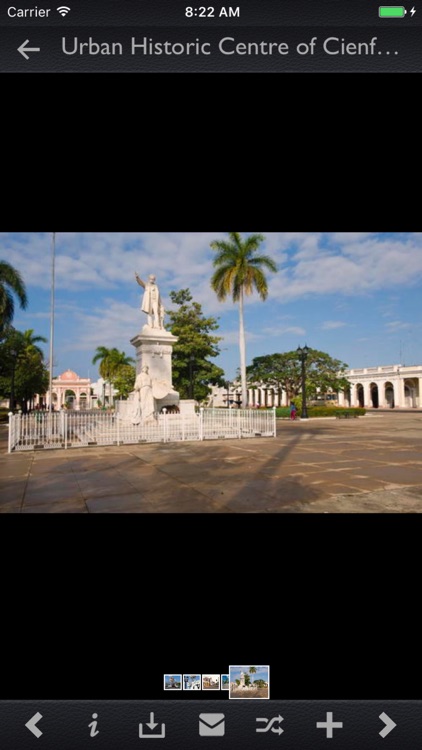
[229, 666, 270, 699]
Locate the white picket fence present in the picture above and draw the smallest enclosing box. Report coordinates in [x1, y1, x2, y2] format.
[7, 408, 276, 452]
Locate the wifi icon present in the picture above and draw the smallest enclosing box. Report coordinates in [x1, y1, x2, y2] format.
[57, 6, 71, 15]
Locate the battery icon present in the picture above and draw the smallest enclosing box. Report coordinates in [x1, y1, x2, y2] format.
[378, 6, 407, 16]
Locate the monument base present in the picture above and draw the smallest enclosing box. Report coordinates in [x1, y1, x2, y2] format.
[129, 327, 180, 415]
[178, 400, 197, 415]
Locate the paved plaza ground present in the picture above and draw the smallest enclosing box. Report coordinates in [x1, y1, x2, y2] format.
[1, 412, 422, 512]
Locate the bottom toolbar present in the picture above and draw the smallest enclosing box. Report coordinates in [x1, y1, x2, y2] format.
[0, 701, 419, 749]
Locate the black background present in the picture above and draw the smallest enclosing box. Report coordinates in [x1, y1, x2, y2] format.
[1, 68, 417, 707]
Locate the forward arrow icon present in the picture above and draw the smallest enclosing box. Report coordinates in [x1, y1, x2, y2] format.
[379, 712, 396, 738]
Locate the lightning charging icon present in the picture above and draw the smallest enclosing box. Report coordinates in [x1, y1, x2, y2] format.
[410, 6, 416, 14]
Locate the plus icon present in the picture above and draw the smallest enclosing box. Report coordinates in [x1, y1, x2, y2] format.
[316, 712, 343, 738]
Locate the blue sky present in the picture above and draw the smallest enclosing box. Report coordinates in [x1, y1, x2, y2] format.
[2, 232, 422, 381]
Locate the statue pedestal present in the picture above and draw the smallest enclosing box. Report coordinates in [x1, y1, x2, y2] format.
[130, 326, 179, 412]
[179, 400, 197, 415]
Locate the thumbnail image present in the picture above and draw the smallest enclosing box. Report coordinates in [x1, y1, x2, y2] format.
[163, 674, 182, 690]
[202, 674, 220, 690]
[229, 666, 270, 699]
[221, 674, 230, 690]
[183, 674, 201, 690]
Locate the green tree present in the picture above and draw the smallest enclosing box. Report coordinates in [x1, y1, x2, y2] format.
[113, 364, 136, 399]
[244, 674, 251, 686]
[0, 261, 28, 332]
[92, 346, 134, 406]
[249, 666, 257, 676]
[92, 347, 112, 383]
[167, 288, 225, 401]
[13, 354, 49, 412]
[108, 349, 135, 403]
[0, 328, 48, 411]
[246, 349, 350, 402]
[20, 328, 47, 358]
[210, 232, 277, 407]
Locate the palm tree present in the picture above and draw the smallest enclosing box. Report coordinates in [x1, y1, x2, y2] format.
[6, 328, 47, 359]
[0, 261, 28, 331]
[21, 328, 47, 358]
[249, 666, 257, 676]
[92, 346, 114, 406]
[92, 346, 134, 407]
[210, 232, 277, 407]
[109, 348, 135, 373]
[20, 329, 48, 409]
[2, 327, 47, 410]
[108, 348, 135, 404]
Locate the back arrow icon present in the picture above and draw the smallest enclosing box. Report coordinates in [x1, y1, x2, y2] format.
[379, 712, 396, 738]
[25, 712, 43, 738]
[18, 39, 41, 59]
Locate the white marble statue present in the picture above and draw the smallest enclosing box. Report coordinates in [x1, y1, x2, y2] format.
[131, 365, 156, 424]
[135, 272, 165, 329]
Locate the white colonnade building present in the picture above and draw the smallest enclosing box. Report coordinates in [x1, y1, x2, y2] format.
[339, 364, 422, 409]
[208, 364, 422, 409]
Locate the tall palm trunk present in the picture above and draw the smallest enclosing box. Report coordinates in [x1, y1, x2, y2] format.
[238, 289, 247, 407]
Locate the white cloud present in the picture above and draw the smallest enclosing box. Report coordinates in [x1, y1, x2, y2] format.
[385, 321, 412, 331]
[331, 232, 375, 243]
[218, 329, 262, 345]
[321, 321, 348, 330]
[268, 233, 422, 301]
[59, 300, 140, 353]
[4, 231, 422, 322]
[261, 325, 306, 336]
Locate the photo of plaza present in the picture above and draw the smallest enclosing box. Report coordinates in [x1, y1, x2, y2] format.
[229, 666, 270, 699]
[2, 232, 422, 513]
[163, 675, 182, 690]
[221, 674, 230, 689]
[202, 674, 220, 690]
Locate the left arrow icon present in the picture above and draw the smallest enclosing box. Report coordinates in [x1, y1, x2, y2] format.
[18, 39, 41, 59]
[25, 712, 43, 738]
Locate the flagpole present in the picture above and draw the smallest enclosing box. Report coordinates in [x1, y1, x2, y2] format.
[49, 232, 56, 414]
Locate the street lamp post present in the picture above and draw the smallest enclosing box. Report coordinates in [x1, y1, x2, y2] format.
[297, 344, 310, 419]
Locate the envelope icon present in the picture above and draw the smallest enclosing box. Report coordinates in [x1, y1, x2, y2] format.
[199, 713, 225, 737]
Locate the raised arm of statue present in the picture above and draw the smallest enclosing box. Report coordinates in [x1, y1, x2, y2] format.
[135, 272, 146, 289]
